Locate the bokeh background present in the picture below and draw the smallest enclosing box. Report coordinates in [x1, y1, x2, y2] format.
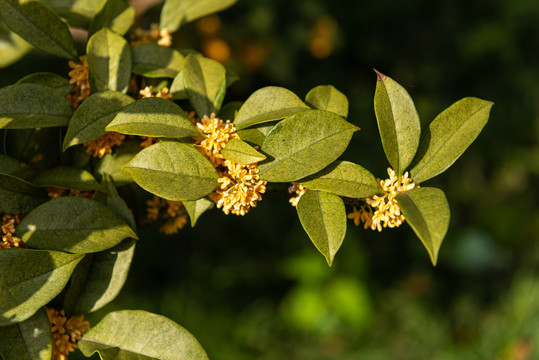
[2, 0, 539, 358]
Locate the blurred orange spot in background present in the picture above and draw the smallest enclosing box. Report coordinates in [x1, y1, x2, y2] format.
[309, 15, 338, 59]
[241, 42, 269, 72]
[203, 38, 231, 63]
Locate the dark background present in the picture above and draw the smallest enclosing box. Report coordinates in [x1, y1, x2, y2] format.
[2, 0, 539, 358]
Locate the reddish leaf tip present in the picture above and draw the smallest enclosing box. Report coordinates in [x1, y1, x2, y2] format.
[373, 68, 387, 81]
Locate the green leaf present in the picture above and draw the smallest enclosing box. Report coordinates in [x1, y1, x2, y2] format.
[16, 72, 73, 97]
[89, 0, 135, 36]
[234, 86, 310, 130]
[0, 27, 32, 68]
[183, 197, 213, 227]
[64, 238, 135, 315]
[124, 141, 219, 201]
[0, 308, 52, 360]
[305, 85, 349, 118]
[63, 90, 135, 150]
[236, 122, 276, 147]
[79, 310, 209, 360]
[297, 190, 346, 266]
[0, 84, 72, 129]
[0, 154, 27, 175]
[103, 174, 136, 229]
[95, 140, 140, 186]
[31, 166, 106, 192]
[373, 71, 421, 176]
[87, 28, 132, 93]
[169, 71, 188, 99]
[47, 0, 106, 28]
[298, 161, 381, 198]
[160, 0, 237, 33]
[0, 249, 83, 326]
[132, 43, 184, 78]
[218, 100, 242, 122]
[409, 97, 493, 183]
[221, 138, 266, 164]
[0, 0, 77, 59]
[396, 187, 450, 266]
[16, 196, 138, 253]
[258, 110, 359, 182]
[106, 97, 200, 138]
[183, 54, 227, 117]
[0, 173, 47, 214]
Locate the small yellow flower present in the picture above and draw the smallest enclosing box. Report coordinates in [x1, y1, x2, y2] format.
[47, 188, 94, 199]
[160, 214, 188, 234]
[46, 308, 90, 360]
[84, 132, 125, 158]
[289, 182, 307, 207]
[349, 168, 418, 231]
[130, 23, 172, 47]
[0, 214, 27, 249]
[146, 196, 188, 234]
[138, 85, 173, 100]
[66, 56, 90, 108]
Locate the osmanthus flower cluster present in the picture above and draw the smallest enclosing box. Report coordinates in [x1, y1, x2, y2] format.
[0, 0, 493, 358]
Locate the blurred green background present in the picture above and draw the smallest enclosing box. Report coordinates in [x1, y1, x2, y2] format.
[2, 0, 539, 358]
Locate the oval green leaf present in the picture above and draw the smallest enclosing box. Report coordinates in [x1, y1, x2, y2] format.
[258, 110, 359, 182]
[0, 173, 48, 214]
[132, 43, 184, 78]
[0, 0, 77, 59]
[0, 308, 52, 360]
[234, 86, 310, 130]
[79, 310, 209, 360]
[160, 0, 237, 33]
[297, 190, 347, 266]
[16, 196, 138, 253]
[0, 28, 32, 68]
[63, 90, 135, 150]
[64, 238, 136, 315]
[409, 97, 494, 183]
[88, 0, 135, 36]
[373, 71, 421, 176]
[183, 53, 227, 117]
[183, 197, 213, 227]
[0, 84, 72, 129]
[0, 249, 84, 326]
[0, 154, 27, 175]
[396, 187, 450, 266]
[31, 166, 106, 192]
[95, 140, 140, 186]
[106, 97, 200, 138]
[16, 72, 73, 97]
[221, 138, 266, 164]
[47, 0, 106, 28]
[298, 161, 381, 198]
[305, 85, 349, 118]
[124, 141, 219, 201]
[169, 71, 188, 99]
[87, 28, 132, 93]
[236, 122, 276, 147]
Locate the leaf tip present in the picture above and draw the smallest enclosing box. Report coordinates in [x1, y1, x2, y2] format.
[373, 68, 387, 81]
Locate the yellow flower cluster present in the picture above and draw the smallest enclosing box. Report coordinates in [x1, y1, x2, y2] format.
[195, 114, 266, 216]
[47, 187, 94, 199]
[146, 195, 188, 234]
[289, 182, 307, 207]
[348, 168, 418, 231]
[67, 56, 90, 108]
[0, 214, 27, 249]
[130, 23, 172, 47]
[83, 132, 125, 158]
[46, 308, 90, 360]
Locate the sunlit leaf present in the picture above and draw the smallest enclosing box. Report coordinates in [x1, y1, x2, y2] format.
[16, 72, 73, 97]
[221, 138, 266, 164]
[47, 0, 106, 28]
[0, 249, 83, 326]
[132, 43, 184, 78]
[297, 190, 346, 266]
[124, 141, 219, 201]
[0, 27, 32, 68]
[0, 0, 77, 59]
[89, 0, 135, 36]
[0, 84, 72, 129]
[258, 110, 359, 182]
[234, 86, 310, 130]
[31, 166, 106, 192]
[0, 308, 52, 360]
[396, 187, 450, 266]
[79, 310, 209, 360]
[183, 54, 226, 117]
[305, 85, 349, 118]
[183, 197, 213, 227]
[298, 161, 381, 198]
[16, 196, 137, 253]
[409, 97, 493, 183]
[63, 90, 135, 150]
[373, 71, 421, 176]
[87, 28, 132, 93]
[160, 0, 236, 33]
[106, 97, 200, 138]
